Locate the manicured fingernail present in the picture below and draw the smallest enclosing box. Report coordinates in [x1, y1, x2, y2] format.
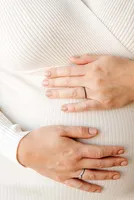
[112, 174, 120, 180]
[45, 91, 52, 97]
[42, 80, 49, 86]
[44, 71, 51, 77]
[118, 149, 125, 155]
[89, 128, 97, 135]
[61, 106, 68, 111]
[95, 189, 102, 193]
[120, 161, 128, 166]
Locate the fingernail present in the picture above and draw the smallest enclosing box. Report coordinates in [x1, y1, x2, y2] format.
[95, 189, 102, 193]
[120, 161, 128, 166]
[61, 106, 68, 111]
[44, 71, 51, 77]
[45, 91, 52, 97]
[89, 128, 97, 135]
[118, 149, 125, 155]
[112, 174, 120, 180]
[42, 80, 49, 86]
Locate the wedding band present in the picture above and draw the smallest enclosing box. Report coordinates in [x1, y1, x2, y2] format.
[78, 169, 85, 180]
[83, 87, 87, 98]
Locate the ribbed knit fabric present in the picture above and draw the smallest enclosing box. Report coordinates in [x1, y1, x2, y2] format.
[0, 112, 29, 163]
[0, 0, 134, 199]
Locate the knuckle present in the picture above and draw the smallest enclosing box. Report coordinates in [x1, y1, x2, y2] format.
[88, 172, 96, 180]
[111, 160, 117, 166]
[74, 149, 82, 160]
[78, 182, 85, 190]
[94, 77, 104, 88]
[66, 67, 72, 76]
[110, 147, 118, 156]
[77, 127, 87, 137]
[83, 101, 90, 110]
[56, 125, 65, 135]
[55, 175, 64, 182]
[63, 148, 81, 163]
[96, 148, 105, 158]
[98, 89, 107, 97]
[68, 179, 84, 189]
[64, 77, 71, 86]
[49, 80, 54, 87]
[75, 147, 83, 159]
[96, 160, 104, 168]
[51, 68, 57, 77]
[61, 158, 76, 172]
[103, 173, 110, 180]
[54, 90, 60, 98]
[92, 64, 103, 73]
[103, 99, 114, 109]
[71, 89, 78, 98]
[85, 147, 92, 156]
[63, 148, 74, 158]
[67, 161, 75, 171]
[69, 105, 76, 112]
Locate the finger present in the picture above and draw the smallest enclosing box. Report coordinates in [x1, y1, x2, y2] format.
[74, 169, 121, 181]
[64, 178, 102, 193]
[45, 87, 86, 99]
[80, 144, 125, 158]
[61, 100, 104, 112]
[59, 126, 98, 139]
[42, 77, 84, 88]
[70, 54, 100, 65]
[44, 66, 86, 78]
[79, 157, 128, 169]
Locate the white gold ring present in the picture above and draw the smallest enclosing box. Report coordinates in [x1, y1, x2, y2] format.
[78, 169, 85, 180]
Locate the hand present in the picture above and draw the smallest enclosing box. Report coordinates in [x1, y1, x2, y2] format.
[43, 55, 134, 112]
[17, 125, 128, 193]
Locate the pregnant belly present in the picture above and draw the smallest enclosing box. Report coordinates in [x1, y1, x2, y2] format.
[0, 72, 134, 200]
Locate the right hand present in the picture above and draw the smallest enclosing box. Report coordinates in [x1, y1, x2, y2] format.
[17, 125, 128, 193]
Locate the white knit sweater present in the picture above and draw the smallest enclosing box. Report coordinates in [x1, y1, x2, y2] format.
[0, 0, 134, 199]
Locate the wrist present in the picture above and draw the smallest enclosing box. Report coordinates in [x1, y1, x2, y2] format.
[129, 60, 134, 101]
[121, 59, 134, 102]
[17, 131, 32, 167]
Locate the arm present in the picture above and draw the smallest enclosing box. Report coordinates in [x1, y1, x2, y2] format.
[0, 111, 29, 163]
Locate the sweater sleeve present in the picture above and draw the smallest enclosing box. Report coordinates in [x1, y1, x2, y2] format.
[0, 111, 30, 164]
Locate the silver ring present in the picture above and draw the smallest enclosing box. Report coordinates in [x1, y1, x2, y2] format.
[83, 87, 87, 98]
[78, 169, 85, 180]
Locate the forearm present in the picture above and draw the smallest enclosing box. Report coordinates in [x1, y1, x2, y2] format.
[0, 111, 30, 163]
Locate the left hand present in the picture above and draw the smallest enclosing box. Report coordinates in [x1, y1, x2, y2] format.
[42, 55, 134, 112]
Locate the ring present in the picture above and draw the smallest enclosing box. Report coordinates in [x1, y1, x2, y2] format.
[78, 169, 85, 180]
[83, 87, 87, 98]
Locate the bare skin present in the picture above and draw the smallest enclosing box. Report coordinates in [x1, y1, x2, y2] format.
[17, 125, 128, 193]
[43, 55, 134, 112]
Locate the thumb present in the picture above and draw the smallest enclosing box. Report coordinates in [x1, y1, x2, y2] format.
[60, 126, 98, 139]
[70, 54, 100, 65]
